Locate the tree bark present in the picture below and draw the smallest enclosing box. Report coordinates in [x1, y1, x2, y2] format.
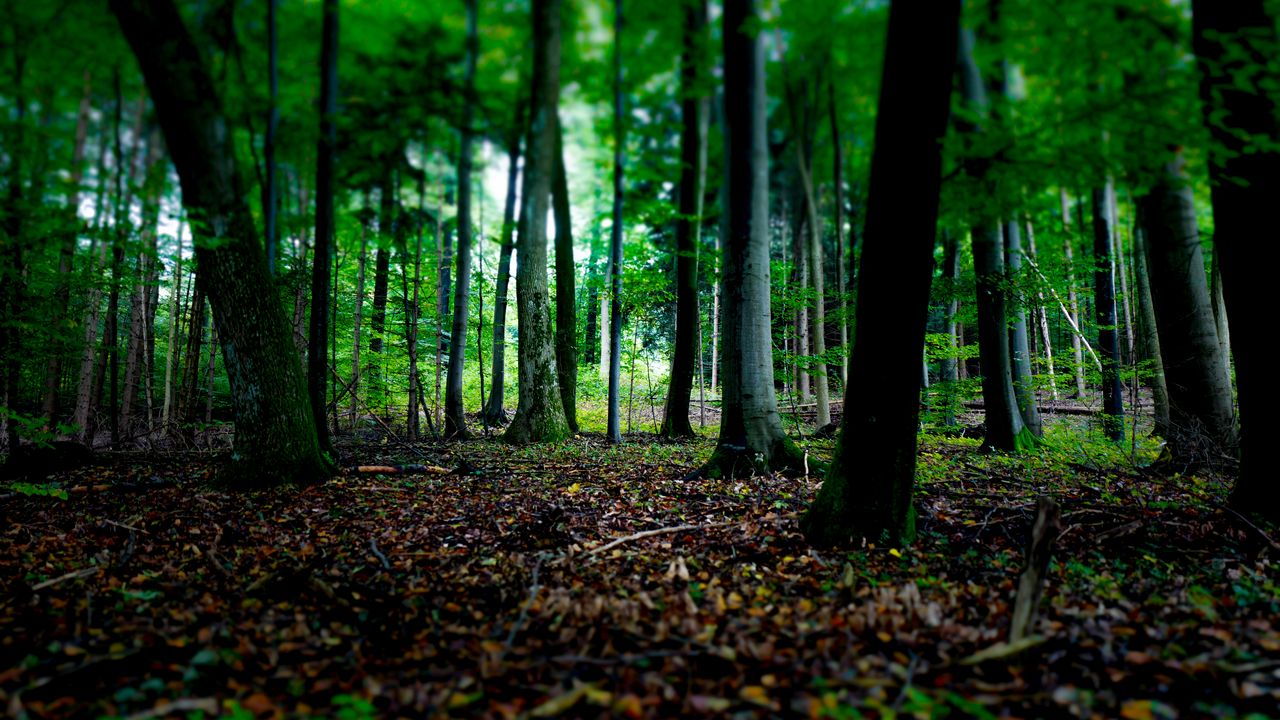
[264, 0, 279, 275]
[695, 0, 806, 478]
[1092, 185, 1125, 442]
[503, 0, 570, 444]
[308, 0, 338, 451]
[802, 0, 961, 546]
[551, 114, 579, 433]
[1060, 188, 1087, 398]
[1004, 220, 1041, 435]
[482, 124, 522, 426]
[660, 0, 708, 439]
[111, 0, 331, 484]
[795, 144, 830, 428]
[1138, 154, 1236, 459]
[1023, 216, 1058, 401]
[370, 179, 393, 412]
[445, 0, 480, 439]
[1132, 212, 1170, 437]
[956, 27, 1036, 452]
[606, 0, 626, 444]
[828, 75, 848, 388]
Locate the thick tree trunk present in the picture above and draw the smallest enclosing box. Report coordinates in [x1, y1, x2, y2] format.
[695, 0, 805, 478]
[802, 0, 961, 546]
[551, 115, 579, 433]
[606, 0, 626, 444]
[482, 129, 522, 426]
[1132, 213, 1171, 437]
[1192, 0, 1277, 514]
[307, 0, 338, 452]
[660, 0, 708, 439]
[1138, 154, 1236, 460]
[1092, 185, 1125, 442]
[445, 0, 480, 439]
[112, 0, 331, 484]
[503, 0, 570, 444]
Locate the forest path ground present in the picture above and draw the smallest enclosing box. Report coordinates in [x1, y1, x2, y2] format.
[1, 429, 1276, 718]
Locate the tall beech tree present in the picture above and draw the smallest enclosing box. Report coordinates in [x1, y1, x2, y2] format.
[693, 0, 805, 479]
[444, 0, 479, 439]
[660, 0, 708, 440]
[110, 0, 331, 484]
[1191, 0, 1279, 517]
[308, 0, 338, 451]
[803, 0, 962, 546]
[1138, 154, 1235, 459]
[606, 0, 626, 445]
[955, 26, 1036, 452]
[503, 0, 569, 445]
[551, 116, 578, 433]
[482, 110, 523, 427]
[1092, 183, 1124, 441]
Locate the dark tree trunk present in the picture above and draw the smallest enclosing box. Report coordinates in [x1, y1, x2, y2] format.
[1092, 185, 1125, 442]
[695, 0, 806, 478]
[1138, 155, 1236, 459]
[956, 27, 1036, 452]
[606, 0, 626, 445]
[369, 179, 393, 409]
[111, 0, 331, 485]
[308, 0, 338, 451]
[445, 0, 479, 439]
[660, 0, 708, 439]
[482, 124, 522, 426]
[552, 115, 578, 433]
[1192, 0, 1278, 516]
[503, 0, 570, 444]
[1004, 220, 1042, 435]
[264, 0, 279, 275]
[802, 0, 961, 546]
[1132, 210, 1171, 437]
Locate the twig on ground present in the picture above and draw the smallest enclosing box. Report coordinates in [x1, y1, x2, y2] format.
[370, 538, 391, 570]
[32, 567, 101, 591]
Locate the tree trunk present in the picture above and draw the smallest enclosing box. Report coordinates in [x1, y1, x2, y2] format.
[956, 27, 1036, 453]
[503, 0, 570, 444]
[445, 0, 480, 439]
[370, 182, 393, 411]
[1191, 0, 1277, 514]
[828, 75, 848, 388]
[796, 144, 830, 428]
[1023, 216, 1058, 401]
[606, 0, 626, 445]
[1092, 185, 1125, 442]
[695, 0, 806, 478]
[482, 125, 522, 426]
[111, 0, 331, 484]
[660, 0, 708, 439]
[1209, 252, 1231, 383]
[264, 0, 279, 276]
[1004, 220, 1041, 435]
[1132, 211, 1171, 437]
[307, 0, 338, 451]
[790, 194, 810, 403]
[1060, 188, 1087, 398]
[350, 210, 368, 427]
[940, 231, 961, 426]
[162, 221, 184, 429]
[551, 115, 579, 433]
[1138, 154, 1236, 459]
[802, 0, 961, 546]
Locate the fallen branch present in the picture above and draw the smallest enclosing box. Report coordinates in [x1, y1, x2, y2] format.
[1010, 497, 1062, 643]
[1223, 506, 1280, 552]
[1021, 251, 1103, 372]
[123, 698, 219, 720]
[370, 538, 391, 570]
[584, 520, 742, 557]
[344, 464, 450, 476]
[32, 566, 101, 591]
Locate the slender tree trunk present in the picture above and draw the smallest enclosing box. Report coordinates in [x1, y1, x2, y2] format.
[599, 259, 611, 382]
[112, 0, 332, 484]
[696, 0, 805, 478]
[606, 0, 626, 444]
[1092, 185, 1125, 441]
[503, 0, 570, 444]
[710, 231, 719, 391]
[1109, 183, 1135, 366]
[162, 221, 184, 429]
[370, 180, 393, 411]
[482, 127, 522, 426]
[350, 211, 367, 427]
[1138, 154, 1236, 458]
[802, 0, 961, 546]
[791, 194, 810, 402]
[307, 0, 338, 452]
[1023, 216, 1058, 401]
[660, 0, 708, 439]
[796, 145, 830, 428]
[1004, 220, 1042, 435]
[828, 75, 848, 388]
[551, 115, 579, 432]
[584, 240, 599, 367]
[1209, 253, 1231, 382]
[264, 0, 279, 275]
[1059, 189, 1087, 399]
[445, 0, 480, 438]
[1192, 0, 1278, 515]
[956, 27, 1036, 452]
[1132, 211, 1171, 437]
[940, 231, 961, 426]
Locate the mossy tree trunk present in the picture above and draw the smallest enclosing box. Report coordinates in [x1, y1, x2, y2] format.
[695, 0, 806, 479]
[111, 0, 332, 486]
[802, 0, 962, 547]
[504, 0, 570, 445]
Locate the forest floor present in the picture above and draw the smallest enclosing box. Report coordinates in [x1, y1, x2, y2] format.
[2, 420, 1278, 719]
